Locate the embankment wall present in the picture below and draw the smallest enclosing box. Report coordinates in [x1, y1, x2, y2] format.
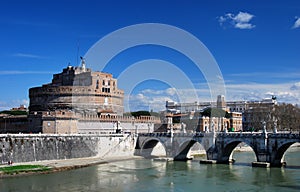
[0, 134, 137, 164]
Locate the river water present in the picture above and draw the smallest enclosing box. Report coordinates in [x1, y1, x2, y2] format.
[1, 149, 300, 192]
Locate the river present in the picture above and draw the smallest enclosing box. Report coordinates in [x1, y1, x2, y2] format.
[1, 149, 299, 192]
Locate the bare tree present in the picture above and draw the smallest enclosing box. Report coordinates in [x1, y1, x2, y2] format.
[243, 103, 300, 132]
[272, 103, 300, 131]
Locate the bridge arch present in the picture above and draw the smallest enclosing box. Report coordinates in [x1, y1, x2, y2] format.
[272, 141, 299, 166]
[220, 140, 258, 163]
[174, 139, 204, 160]
[140, 138, 167, 158]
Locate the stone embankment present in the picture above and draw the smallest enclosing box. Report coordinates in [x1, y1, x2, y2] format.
[0, 133, 140, 177]
[0, 133, 137, 164]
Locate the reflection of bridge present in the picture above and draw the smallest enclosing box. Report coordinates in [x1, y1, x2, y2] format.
[134, 132, 300, 167]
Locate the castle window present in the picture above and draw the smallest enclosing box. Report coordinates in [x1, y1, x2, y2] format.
[96, 80, 99, 89]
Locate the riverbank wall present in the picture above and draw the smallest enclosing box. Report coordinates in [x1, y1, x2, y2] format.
[0, 134, 137, 164]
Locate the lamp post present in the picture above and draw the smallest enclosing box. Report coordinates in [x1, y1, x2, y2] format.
[273, 119, 278, 133]
[262, 121, 266, 133]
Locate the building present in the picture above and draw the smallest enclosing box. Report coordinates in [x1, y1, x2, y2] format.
[227, 97, 277, 113]
[11, 105, 27, 111]
[0, 59, 161, 134]
[166, 95, 277, 131]
[164, 96, 243, 133]
[0, 58, 162, 134]
[29, 58, 124, 116]
[0, 115, 29, 133]
[166, 96, 277, 114]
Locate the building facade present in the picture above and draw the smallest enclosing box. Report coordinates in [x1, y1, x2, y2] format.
[23, 60, 160, 134]
[29, 59, 124, 116]
[166, 95, 277, 131]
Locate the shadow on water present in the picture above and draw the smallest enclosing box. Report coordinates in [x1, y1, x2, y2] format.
[285, 165, 300, 169]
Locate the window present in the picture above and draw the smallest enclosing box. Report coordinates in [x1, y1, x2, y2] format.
[96, 80, 99, 89]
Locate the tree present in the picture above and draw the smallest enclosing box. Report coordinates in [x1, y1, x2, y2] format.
[243, 103, 300, 132]
[272, 103, 300, 131]
[123, 110, 160, 117]
[0, 110, 28, 116]
[201, 108, 230, 118]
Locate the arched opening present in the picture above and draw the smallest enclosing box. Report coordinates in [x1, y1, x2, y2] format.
[222, 141, 257, 165]
[283, 142, 300, 167]
[231, 142, 257, 165]
[274, 142, 300, 167]
[174, 140, 207, 161]
[188, 142, 207, 160]
[141, 139, 166, 158]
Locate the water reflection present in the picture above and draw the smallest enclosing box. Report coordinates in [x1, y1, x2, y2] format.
[1, 150, 300, 192]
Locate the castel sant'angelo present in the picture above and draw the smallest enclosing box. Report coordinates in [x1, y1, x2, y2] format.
[29, 59, 124, 116]
[0, 59, 160, 134]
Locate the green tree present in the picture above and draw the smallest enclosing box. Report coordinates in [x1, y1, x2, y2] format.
[123, 110, 160, 117]
[0, 110, 28, 116]
[201, 108, 230, 118]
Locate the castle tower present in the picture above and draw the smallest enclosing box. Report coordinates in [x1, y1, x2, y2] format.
[217, 95, 226, 110]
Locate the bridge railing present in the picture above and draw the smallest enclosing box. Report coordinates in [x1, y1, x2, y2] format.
[268, 132, 300, 138]
[138, 131, 300, 139]
[138, 132, 206, 137]
[218, 132, 264, 138]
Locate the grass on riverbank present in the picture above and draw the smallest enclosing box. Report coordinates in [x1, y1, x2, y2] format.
[0, 165, 51, 175]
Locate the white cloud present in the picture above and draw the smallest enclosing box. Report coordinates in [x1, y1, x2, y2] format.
[290, 82, 300, 90]
[228, 71, 300, 79]
[0, 70, 54, 75]
[225, 82, 300, 104]
[12, 53, 43, 59]
[0, 99, 29, 111]
[127, 81, 300, 112]
[166, 87, 177, 96]
[235, 22, 255, 29]
[292, 16, 300, 29]
[234, 12, 254, 23]
[218, 11, 255, 29]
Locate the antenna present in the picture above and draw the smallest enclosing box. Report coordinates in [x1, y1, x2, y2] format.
[76, 39, 80, 66]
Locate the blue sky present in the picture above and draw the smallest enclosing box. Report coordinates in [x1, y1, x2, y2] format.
[0, 0, 299, 111]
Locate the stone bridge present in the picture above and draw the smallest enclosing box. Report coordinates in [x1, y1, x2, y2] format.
[134, 132, 300, 167]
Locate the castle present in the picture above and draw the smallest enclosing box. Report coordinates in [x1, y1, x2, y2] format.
[29, 59, 124, 116]
[0, 59, 160, 134]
